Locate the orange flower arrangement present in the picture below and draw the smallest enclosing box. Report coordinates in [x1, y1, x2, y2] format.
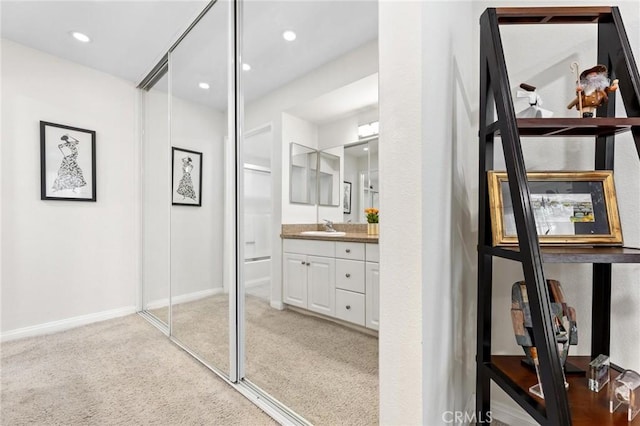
[365, 208, 379, 224]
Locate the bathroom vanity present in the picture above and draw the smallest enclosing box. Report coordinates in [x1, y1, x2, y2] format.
[281, 229, 379, 331]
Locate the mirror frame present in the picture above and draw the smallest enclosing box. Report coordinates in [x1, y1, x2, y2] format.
[289, 142, 318, 205]
[317, 150, 341, 207]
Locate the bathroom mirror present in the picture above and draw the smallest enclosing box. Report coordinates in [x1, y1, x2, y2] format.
[318, 150, 340, 206]
[343, 136, 378, 223]
[289, 142, 317, 205]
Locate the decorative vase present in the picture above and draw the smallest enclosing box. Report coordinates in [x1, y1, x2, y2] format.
[367, 223, 379, 236]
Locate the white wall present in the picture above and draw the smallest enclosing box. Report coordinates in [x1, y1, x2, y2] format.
[141, 87, 226, 306]
[1, 40, 138, 336]
[142, 80, 170, 307]
[379, 2, 425, 423]
[422, 3, 477, 424]
[170, 97, 226, 297]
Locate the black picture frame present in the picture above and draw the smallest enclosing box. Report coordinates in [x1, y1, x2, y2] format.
[172, 147, 203, 207]
[40, 121, 96, 201]
[343, 181, 352, 214]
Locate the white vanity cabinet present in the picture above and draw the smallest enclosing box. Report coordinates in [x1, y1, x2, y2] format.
[283, 240, 336, 316]
[283, 238, 379, 330]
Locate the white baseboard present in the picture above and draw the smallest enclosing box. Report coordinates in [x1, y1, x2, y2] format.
[490, 400, 537, 426]
[1, 306, 137, 342]
[146, 287, 223, 310]
[270, 300, 284, 310]
[245, 277, 270, 289]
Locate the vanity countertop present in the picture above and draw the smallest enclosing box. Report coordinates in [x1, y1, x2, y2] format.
[281, 232, 378, 244]
[281, 223, 378, 243]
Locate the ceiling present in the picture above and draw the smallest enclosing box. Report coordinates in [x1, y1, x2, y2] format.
[1, 1, 378, 112]
[0, 1, 209, 84]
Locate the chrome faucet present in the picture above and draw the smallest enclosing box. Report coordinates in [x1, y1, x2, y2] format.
[322, 219, 336, 232]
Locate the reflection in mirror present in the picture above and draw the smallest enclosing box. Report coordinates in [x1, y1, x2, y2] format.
[142, 70, 169, 326]
[243, 0, 379, 423]
[318, 151, 340, 206]
[289, 142, 317, 205]
[169, 1, 230, 375]
[344, 137, 378, 223]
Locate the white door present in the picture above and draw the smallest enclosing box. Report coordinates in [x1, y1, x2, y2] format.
[283, 253, 307, 308]
[307, 255, 335, 316]
[365, 262, 380, 330]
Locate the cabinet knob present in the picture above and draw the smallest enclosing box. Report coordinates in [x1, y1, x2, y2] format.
[346, 305, 351, 310]
[345, 273, 351, 278]
[301, 261, 306, 265]
[345, 249, 351, 253]
[306, 262, 310, 266]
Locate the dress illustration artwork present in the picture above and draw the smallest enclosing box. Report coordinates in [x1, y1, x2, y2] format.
[176, 157, 197, 201]
[52, 134, 87, 193]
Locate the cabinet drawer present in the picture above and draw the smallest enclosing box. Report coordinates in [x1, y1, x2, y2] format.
[335, 242, 365, 260]
[335, 289, 365, 326]
[335, 259, 365, 293]
[365, 243, 379, 263]
[283, 239, 335, 257]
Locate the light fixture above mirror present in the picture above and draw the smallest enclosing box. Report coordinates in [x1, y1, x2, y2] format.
[357, 121, 379, 139]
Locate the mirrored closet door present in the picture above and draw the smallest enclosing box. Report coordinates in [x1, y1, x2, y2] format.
[240, 1, 379, 423]
[140, 0, 232, 377]
[141, 71, 170, 328]
[169, 0, 231, 375]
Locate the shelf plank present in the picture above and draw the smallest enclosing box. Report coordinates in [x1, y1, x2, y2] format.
[485, 118, 640, 137]
[496, 7, 612, 25]
[489, 356, 639, 425]
[485, 246, 640, 263]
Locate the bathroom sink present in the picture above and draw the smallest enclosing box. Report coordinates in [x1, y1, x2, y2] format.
[300, 231, 346, 237]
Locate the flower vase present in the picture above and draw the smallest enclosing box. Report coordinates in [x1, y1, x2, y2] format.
[367, 223, 379, 236]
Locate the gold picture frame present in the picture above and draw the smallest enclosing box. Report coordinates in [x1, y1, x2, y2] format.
[487, 171, 622, 246]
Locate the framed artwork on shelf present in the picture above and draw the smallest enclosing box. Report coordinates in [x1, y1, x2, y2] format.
[40, 121, 96, 201]
[172, 147, 202, 206]
[487, 171, 622, 246]
[343, 181, 352, 214]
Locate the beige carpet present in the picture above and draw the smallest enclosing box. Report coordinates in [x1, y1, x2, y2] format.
[3, 297, 378, 425]
[168, 295, 379, 425]
[1, 314, 275, 425]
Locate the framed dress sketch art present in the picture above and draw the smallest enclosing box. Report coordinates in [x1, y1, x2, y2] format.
[343, 181, 352, 214]
[40, 121, 96, 201]
[172, 147, 202, 206]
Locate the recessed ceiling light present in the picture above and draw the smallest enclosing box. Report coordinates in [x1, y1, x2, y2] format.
[71, 31, 91, 43]
[363, 147, 369, 151]
[242, 63, 251, 71]
[282, 30, 297, 41]
[198, 82, 210, 90]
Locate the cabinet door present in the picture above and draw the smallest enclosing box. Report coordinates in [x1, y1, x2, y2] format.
[307, 255, 335, 316]
[283, 253, 307, 308]
[365, 262, 380, 330]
